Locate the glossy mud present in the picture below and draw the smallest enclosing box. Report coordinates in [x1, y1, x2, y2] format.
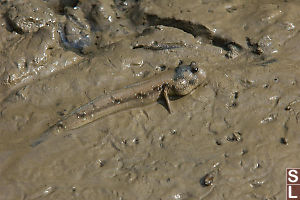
[0, 0, 300, 199]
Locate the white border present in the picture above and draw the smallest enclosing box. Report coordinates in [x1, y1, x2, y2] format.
[286, 168, 300, 200]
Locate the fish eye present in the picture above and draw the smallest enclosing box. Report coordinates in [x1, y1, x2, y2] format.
[191, 67, 198, 73]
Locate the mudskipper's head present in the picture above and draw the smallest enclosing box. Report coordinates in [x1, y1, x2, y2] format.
[172, 62, 206, 96]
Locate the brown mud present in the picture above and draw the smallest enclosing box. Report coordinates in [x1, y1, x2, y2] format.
[0, 0, 300, 199]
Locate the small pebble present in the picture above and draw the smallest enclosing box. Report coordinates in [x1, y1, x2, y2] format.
[226, 132, 242, 142]
[200, 171, 215, 187]
[280, 137, 288, 145]
[132, 138, 139, 144]
[170, 129, 177, 135]
[96, 159, 105, 167]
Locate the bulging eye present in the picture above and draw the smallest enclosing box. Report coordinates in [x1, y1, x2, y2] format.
[191, 67, 198, 73]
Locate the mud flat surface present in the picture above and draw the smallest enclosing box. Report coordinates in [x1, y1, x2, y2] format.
[1, 0, 300, 199]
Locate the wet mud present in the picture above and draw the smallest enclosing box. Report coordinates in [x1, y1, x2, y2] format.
[1, 0, 300, 199]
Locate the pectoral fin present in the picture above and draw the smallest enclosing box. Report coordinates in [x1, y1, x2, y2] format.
[163, 86, 172, 114]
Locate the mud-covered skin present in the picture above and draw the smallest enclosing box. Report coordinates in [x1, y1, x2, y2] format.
[171, 62, 206, 95]
[32, 63, 206, 146]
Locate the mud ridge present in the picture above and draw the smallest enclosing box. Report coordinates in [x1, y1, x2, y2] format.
[3, 12, 24, 34]
[145, 14, 243, 52]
